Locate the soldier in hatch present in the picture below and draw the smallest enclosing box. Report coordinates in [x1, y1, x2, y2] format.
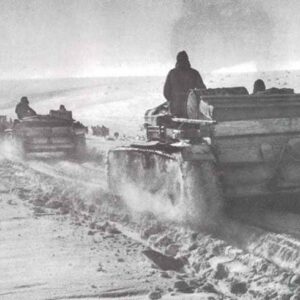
[253, 79, 266, 94]
[15, 97, 37, 119]
[163, 51, 206, 118]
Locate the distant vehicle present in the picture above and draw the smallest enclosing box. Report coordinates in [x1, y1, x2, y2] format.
[12, 109, 86, 158]
[0, 115, 12, 133]
[91, 125, 109, 137]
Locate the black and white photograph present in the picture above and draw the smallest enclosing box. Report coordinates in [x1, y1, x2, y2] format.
[1, 0, 300, 299]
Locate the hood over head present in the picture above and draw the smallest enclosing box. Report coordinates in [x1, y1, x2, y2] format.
[176, 51, 191, 69]
[253, 79, 266, 94]
[20, 96, 29, 104]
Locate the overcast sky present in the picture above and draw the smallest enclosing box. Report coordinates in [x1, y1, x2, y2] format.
[0, 0, 299, 78]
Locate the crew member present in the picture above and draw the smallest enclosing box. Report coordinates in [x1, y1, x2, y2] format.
[15, 97, 37, 119]
[253, 79, 266, 94]
[59, 104, 67, 111]
[163, 51, 206, 117]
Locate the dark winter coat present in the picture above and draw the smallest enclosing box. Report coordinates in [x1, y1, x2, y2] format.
[163, 61, 206, 117]
[15, 102, 36, 119]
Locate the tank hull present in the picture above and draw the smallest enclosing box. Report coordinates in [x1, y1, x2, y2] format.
[108, 92, 300, 223]
[13, 116, 85, 157]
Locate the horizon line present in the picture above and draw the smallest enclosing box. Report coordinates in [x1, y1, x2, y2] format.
[0, 68, 298, 80]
